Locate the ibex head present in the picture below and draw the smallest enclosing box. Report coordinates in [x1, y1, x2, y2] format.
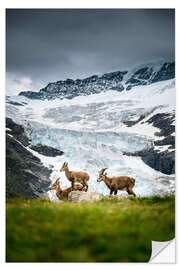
[60, 162, 68, 172]
[50, 178, 60, 190]
[97, 168, 107, 182]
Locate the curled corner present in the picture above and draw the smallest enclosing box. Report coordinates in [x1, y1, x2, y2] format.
[149, 239, 175, 263]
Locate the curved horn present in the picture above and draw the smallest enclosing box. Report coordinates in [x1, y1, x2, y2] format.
[100, 168, 107, 174]
[55, 177, 60, 183]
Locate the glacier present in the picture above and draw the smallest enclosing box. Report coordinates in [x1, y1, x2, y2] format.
[6, 78, 175, 200]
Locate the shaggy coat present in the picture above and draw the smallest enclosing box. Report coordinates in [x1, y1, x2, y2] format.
[50, 179, 84, 200]
[60, 162, 89, 191]
[97, 168, 136, 196]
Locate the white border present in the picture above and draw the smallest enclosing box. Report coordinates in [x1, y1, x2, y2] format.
[0, 5, 6, 266]
[0, 1, 179, 269]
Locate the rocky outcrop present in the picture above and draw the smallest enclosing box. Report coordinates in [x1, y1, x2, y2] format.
[19, 61, 175, 100]
[6, 133, 52, 199]
[123, 110, 175, 175]
[151, 62, 175, 83]
[19, 71, 127, 100]
[29, 144, 64, 157]
[68, 191, 134, 202]
[122, 107, 161, 127]
[146, 113, 175, 137]
[126, 62, 175, 90]
[154, 135, 175, 148]
[123, 115, 146, 127]
[6, 117, 30, 146]
[6, 118, 64, 157]
[6, 118, 53, 199]
[68, 191, 104, 202]
[126, 67, 153, 90]
[123, 148, 175, 175]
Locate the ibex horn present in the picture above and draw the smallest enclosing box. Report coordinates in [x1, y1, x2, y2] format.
[100, 168, 107, 174]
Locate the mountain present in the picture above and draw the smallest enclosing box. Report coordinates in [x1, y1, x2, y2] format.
[6, 118, 63, 199]
[19, 61, 175, 100]
[6, 80, 175, 198]
[123, 112, 175, 175]
[6, 60, 175, 199]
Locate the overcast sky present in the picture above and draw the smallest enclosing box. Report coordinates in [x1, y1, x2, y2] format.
[6, 9, 175, 95]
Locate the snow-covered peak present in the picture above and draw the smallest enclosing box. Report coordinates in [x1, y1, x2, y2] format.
[18, 60, 175, 100]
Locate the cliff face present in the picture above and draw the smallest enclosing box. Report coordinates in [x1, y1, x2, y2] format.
[123, 112, 175, 175]
[6, 118, 55, 199]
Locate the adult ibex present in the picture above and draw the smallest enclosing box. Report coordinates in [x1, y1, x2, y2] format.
[97, 168, 136, 197]
[49, 178, 84, 200]
[60, 162, 89, 191]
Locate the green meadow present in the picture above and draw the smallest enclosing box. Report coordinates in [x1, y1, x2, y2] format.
[6, 195, 175, 262]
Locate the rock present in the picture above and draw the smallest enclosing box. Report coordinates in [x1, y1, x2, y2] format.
[151, 62, 175, 83]
[122, 106, 160, 127]
[154, 135, 175, 147]
[19, 70, 127, 100]
[123, 114, 146, 127]
[68, 191, 104, 202]
[6, 101, 24, 106]
[123, 148, 175, 175]
[146, 113, 175, 137]
[122, 111, 175, 175]
[125, 67, 153, 89]
[6, 117, 30, 146]
[30, 144, 64, 157]
[19, 61, 175, 101]
[6, 119, 52, 199]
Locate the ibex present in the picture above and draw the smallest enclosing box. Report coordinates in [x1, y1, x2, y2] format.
[49, 178, 84, 200]
[60, 162, 89, 191]
[97, 168, 136, 197]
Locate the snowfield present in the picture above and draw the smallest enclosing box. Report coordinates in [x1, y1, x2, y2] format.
[6, 78, 175, 200]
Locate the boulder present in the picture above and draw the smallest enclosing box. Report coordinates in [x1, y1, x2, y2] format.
[68, 191, 104, 202]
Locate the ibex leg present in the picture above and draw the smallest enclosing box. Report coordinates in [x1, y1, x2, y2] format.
[84, 181, 88, 192]
[71, 180, 75, 191]
[127, 187, 136, 197]
[114, 190, 118, 195]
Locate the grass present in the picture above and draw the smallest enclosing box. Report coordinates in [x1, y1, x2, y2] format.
[6, 195, 175, 262]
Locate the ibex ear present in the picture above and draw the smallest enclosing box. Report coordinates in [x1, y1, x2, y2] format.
[105, 172, 107, 175]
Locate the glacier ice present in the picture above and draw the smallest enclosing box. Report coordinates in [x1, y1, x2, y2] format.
[6, 79, 175, 200]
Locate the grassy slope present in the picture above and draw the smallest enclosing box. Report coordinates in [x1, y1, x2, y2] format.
[6, 195, 175, 262]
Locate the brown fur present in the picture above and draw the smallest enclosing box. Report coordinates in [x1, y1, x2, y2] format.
[60, 162, 89, 191]
[50, 178, 84, 200]
[97, 168, 136, 197]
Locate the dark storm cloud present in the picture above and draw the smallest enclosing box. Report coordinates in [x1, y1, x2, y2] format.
[6, 9, 175, 93]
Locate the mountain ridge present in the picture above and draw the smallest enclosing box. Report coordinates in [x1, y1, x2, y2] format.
[19, 61, 175, 100]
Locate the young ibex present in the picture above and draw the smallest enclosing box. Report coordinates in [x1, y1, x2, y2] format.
[97, 168, 136, 197]
[49, 178, 84, 200]
[60, 162, 89, 191]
